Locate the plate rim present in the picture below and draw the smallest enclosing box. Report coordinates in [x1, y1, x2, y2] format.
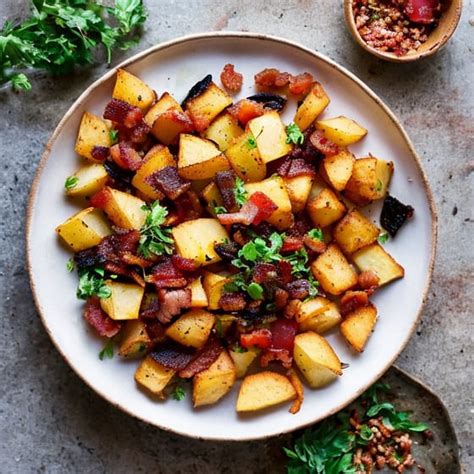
[25, 31, 438, 441]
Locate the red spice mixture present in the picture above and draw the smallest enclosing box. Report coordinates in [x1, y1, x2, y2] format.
[352, 0, 444, 56]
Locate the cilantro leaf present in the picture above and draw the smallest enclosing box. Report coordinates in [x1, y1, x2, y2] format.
[308, 227, 324, 242]
[10, 73, 31, 91]
[76, 267, 111, 300]
[109, 129, 119, 143]
[378, 232, 389, 244]
[64, 175, 79, 191]
[286, 122, 305, 145]
[138, 201, 174, 258]
[213, 204, 227, 215]
[172, 384, 186, 401]
[98, 339, 114, 360]
[234, 177, 248, 207]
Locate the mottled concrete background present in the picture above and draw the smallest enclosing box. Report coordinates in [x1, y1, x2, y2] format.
[0, 1, 472, 473]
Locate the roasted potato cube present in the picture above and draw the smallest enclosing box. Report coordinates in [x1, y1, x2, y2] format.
[178, 134, 230, 180]
[296, 297, 331, 324]
[119, 320, 151, 358]
[307, 188, 346, 228]
[333, 209, 380, 254]
[165, 309, 215, 348]
[56, 207, 112, 251]
[340, 304, 377, 352]
[99, 186, 147, 229]
[135, 356, 175, 398]
[75, 112, 111, 162]
[245, 176, 294, 230]
[172, 218, 229, 266]
[319, 149, 355, 192]
[144, 92, 190, 145]
[215, 314, 237, 335]
[186, 82, 233, 132]
[203, 112, 243, 151]
[351, 243, 404, 286]
[248, 111, 292, 163]
[202, 271, 230, 310]
[344, 157, 378, 206]
[186, 277, 208, 308]
[193, 350, 236, 407]
[315, 116, 367, 146]
[284, 175, 314, 213]
[131, 145, 175, 200]
[294, 332, 342, 388]
[294, 82, 330, 131]
[236, 371, 296, 413]
[299, 301, 342, 334]
[311, 243, 358, 295]
[225, 131, 267, 182]
[200, 181, 224, 216]
[65, 163, 108, 198]
[229, 347, 260, 379]
[100, 281, 145, 320]
[113, 69, 155, 111]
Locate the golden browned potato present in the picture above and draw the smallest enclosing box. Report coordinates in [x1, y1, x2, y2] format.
[294, 82, 330, 131]
[200, 181, 224, 216]
[284, 175, 314, 213]
[112, 69, 156, 111]
[100, 281, 145, 320]
[75, 112, 111, 161]
[298, 301, 342, 334]
[177, 134, 231, 180]
[236, 371, 296, 413]
[351, 243, 404, 286]
[202, 271, 231, 310]
[248, 111, 292, 163]
[315, 116, 367, 146]
[135, 356, 175, 398]
[333, 209, 380, 255]
[245, 176, 294, 230]
[306, 188, 347, 228]
[293, 332, 342, 388]
[165, 309, 215, 348]
[65, 163, 108, 198]
[229, 347, 260, 379]
[131, 145, 175, 200]
[319, 149, 355, 192]
[296, 297, 331, 325]
[186, 277, 209, 308]
[202, 112, 243, 151]
[186, 82, 233, 132]
[119, 320, 151, 358]
[172, 218, 229, 266]
[193, 350, 236, 407]
[100, 186, 147, 229]
[311, 244, 358, 295]
[55, 207, 112, 251]
[224, 131, 267, 182]
[343, 157, 378, 206]
[340, 304, 377, 352]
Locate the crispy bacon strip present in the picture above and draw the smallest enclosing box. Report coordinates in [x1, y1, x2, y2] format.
[91, 146, 109, 162]
[220, 63, 243, 92]
[309, 129, 339, 156]
[178, 337, 223, 378]
[103, 98, 143, 128]
[287, 369, 304, 414]
[219, 292, 246, 312]
[227, 99, 265, 125]
[84, 297, 122, 338]
[217, 200, 259, 226]
[277, 158, 316, 178]
[340, 290, 369, 316]
[215, 170, 238, 212]
[155, 288, 192, 324]
[150, 343, 195, 371]
[110, 142, 142, 171]
[146, 166, 191, 200]
[260, 349, 292, 369]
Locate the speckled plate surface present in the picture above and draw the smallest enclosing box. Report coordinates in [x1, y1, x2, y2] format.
[26, 32, 437, 440]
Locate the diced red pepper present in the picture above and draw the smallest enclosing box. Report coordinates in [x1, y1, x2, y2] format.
[249, 192, 278, 225]
[240, 329, 272, 350]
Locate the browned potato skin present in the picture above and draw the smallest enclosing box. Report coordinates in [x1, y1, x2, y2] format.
[75, 112, 111, 162]
[135, 356, 175, 398]
[165, 309, 215, 348]
[340, 304, 378, 352]
[113, 69, 156, 111]
[306, 188, 347, 228]
[319, 149, 355, 192]
[294, 82, 330, 131]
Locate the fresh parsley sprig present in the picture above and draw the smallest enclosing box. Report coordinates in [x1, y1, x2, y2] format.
[286, 122, 305, 145]
[76, 266, 111, 299]
[308, 227, 324, 242]
[172, 383, 186, 401]
[234, 176, 248, 207]
[138, 201, 174, 258]
[64, 175, 79, 191]
[98, 339, 114, 360]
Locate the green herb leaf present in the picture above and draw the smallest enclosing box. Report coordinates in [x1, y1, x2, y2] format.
[138, 201, 174, 258]
[215, 318, 223, 338]
[213, 205, 227, 215]
[377, 232, 389, 244]
[172, 384, 186, 401]
[98, 339, 114, 360]
[232, 344, 247, 353]
[247, 135, 257, 149]
[10, 73, 31, 91]
[76, 267, 111, 299]
[234, 177, 248, 207]
[285, 122, 305, 145]
[64, 175, 79, 191]
[66, 258, 74, 273]
[308, 227, 324, 242]
[247, 282, 264, 300]
[109, 129, 119, 143]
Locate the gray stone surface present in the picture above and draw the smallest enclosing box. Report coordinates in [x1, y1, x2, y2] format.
[0, 0, 472, 472]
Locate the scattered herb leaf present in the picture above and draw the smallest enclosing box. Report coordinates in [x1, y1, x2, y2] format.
[378, 232, 389, 244]
[76, 267, 111, 299]
[64, 175, 79, 191]
[308, 227, 324, 242]
[234, 177, 249, 207]
[247, 135, 257, 149]
[66, 258, 74, 273]
[215, 318, 223, 337]
[172, 384, 186, 401]
[285, 122, 305, 145]
[109, 129, 119, 143]
[98, 339, 114, 360]
[138, 201, 174, 258]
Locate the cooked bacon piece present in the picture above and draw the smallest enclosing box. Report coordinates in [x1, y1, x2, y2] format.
[274, 287, 289, 310]
[288, 72, 314, 95]
[219, 292, 246, 312]
[155, 288, 192, 324]
[277, 158, 316, 178]
[110, 142, 142, 171]
[171, 255, 198, 272]
[179, 337, 223, 378]
[103, 98, 143, 128]
[146, 166, 191, 200]
[147, 258, 187, 289]
[278, 260, 293, 285]
[220, 63, 243, 92]
[148, 276, 188, 289]
[91, 146, 109, 162]
[287, 279, 310, 300]
[74, 246, 107, 269]
[274, 72, 292, 87]
[260, 349, 292, 369]
[340, 290, 369, 316]
[254, 68, 281, 87]
[159, 109, 194, 134]
[281, 236, 304, 253]
[249, 192, 278, 225]
[271, 318, 298, 351]
[121, 253, 154, 268]
[84, 297, 122, 337]
[215, 170, 238, 212]
[129, 121, 150, 144]
[140, 295, 161, 319]
[214, 240, 240, 262]
[303, 234, 327, 254]
[150, 343, 195, 370]
[144, 319, 166, 343]
[252, 262, 279, 284]
[129, 270, 146, 287]
[240, 329, 272, 349]
[309, 129, 340, 156]
[103, 160, 133, 190]
[287, 369, 304, 414]
[252, 221, 277, 238]
[227, 99, 265, 125]
[217, 200, 259, 226]
[90, 187, 112, 209]
[358, 271, 380, 291]
[104, 261, 130, 277]
[284, 299, 302, 319]
[232, 229, 248, 246]
[173, 190, 204, 223]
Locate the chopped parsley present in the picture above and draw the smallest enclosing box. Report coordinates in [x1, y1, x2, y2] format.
[98, 339, 114, 360]
[138, 201, 174, 258]
[66, 258, 74, 273]
[213, 204, 227, 215]
[308, 227, 324, 242]
[378, 232, 389, 244]
[234, 177, 249, 207]
[246, 282, 264, 300]
[285, 122, 305, 145]
[285, 249, 319, 297]
[64, 175, 79, 191]
[76, 267, 111, 299]
[109, 129, 119, 143]
[247, 135, 257, 149]
[172, 384, 186, 401]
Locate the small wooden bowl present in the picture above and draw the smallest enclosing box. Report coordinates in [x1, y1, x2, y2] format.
[344, 0, 463, 62]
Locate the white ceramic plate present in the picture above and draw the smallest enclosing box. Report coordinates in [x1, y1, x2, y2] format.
[27, 32, 436, 440]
